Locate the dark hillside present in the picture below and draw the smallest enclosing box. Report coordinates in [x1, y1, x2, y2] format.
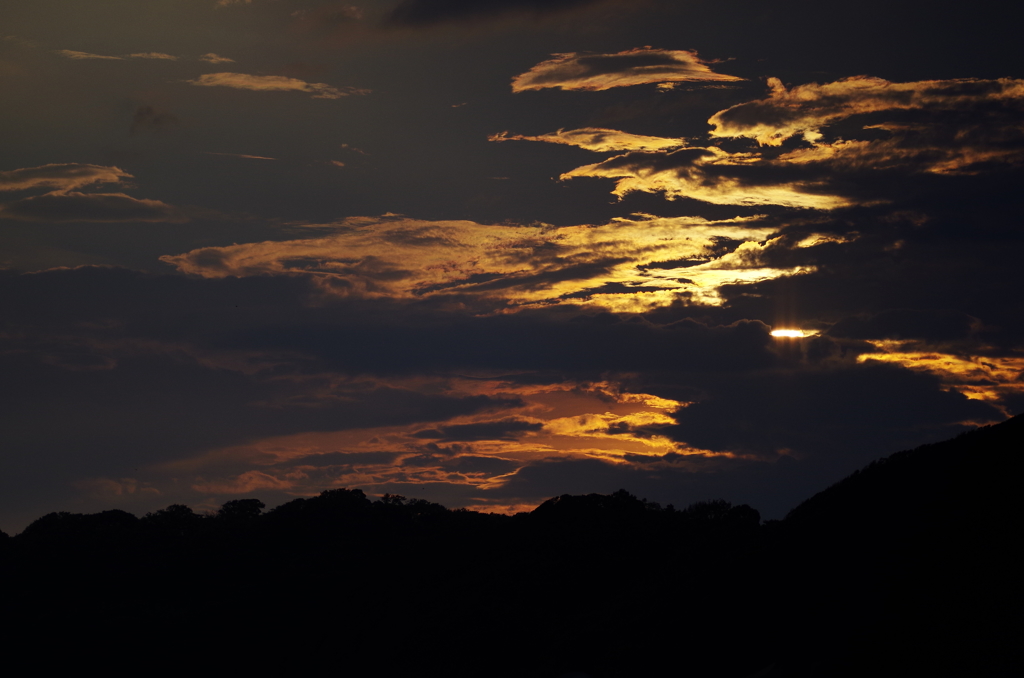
[768, 413, 1024, 676]
[1, 415, 1020, 676]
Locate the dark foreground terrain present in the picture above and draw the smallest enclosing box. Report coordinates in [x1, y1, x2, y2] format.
[3, 415, 1022, 676]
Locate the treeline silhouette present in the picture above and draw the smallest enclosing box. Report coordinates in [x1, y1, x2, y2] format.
[2, 415, 1021, 677]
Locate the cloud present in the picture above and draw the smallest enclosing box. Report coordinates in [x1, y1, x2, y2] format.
[387, 0, 603, 26]
[412, 418, 544, 442]
[130, 106, 179, 134]
[199, 53, 235, 64]
[55, 50, 122, 60]
[489, 128, 686, 153]
[561, 147, 850, 209]
[3, 261, 1015, 526]
[205, 152, 275, 160]
[502, 77, 1024, 210]
[192, 470, 293, 494]
[664, 361, 1001, 464]
[56, 50, 181, 61]
[1, 192, 185, 223]
[511, 48, 743, 92]
[186, 72, 369, 99]
[826, 309, 980, 342]
[709, 76, 1024, 146]
[0, 164, 130, 193]
[159, 214, 793, 310]
[128, 52, 178, 60]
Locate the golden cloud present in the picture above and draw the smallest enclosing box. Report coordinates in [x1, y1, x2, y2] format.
[0, 163, 130, 193]
[199, 53, 235, 63]
[160, 214, 799, 310]
[55, 49, 122, 60]
[709, 76, 1024, 146]
[776, 136, 1024, 176]
[858, 340, 1024, 415]
[490, 128, 687, 153]
[561, 147, 850, 209]
[162, 377, 705, 502]
[512, 48, 743, 92]
[186, 72, 369, 99]
[1, 191, 185, 223]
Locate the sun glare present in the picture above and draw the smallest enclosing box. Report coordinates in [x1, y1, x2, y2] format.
[771, 329, 812, 338]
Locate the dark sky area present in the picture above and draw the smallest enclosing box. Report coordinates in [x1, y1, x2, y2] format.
[2, 0, 1023, 532]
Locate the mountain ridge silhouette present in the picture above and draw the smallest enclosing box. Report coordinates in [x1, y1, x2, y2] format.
[1, 413, 1020, 676]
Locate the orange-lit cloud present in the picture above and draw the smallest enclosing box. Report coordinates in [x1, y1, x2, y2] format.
[0, 163, 130, 193]
[56, 50, 183, 61]
[186, 72, 370, 99]
[1, 192, 185, 223]
[490, 128, 687, 153]
[205, 151, 276, 160]
[160, 377, 704, 502]
[775, 136, 1024, 176]
[511, 48, 743, 92]
[561, 147, 850, 209]
[160, 214, 800, 310]
[129, 52, 178, 60]
[55, 49, 123, 60]
[504, 76, 1024, 209]
[709, 76, 1024, 146]
[192, 470, 294, 494]
[857, 341, 1024, 412]
[199, 53, 235, 63]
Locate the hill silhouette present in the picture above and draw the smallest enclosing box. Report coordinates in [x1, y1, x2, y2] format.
[1, 415, 1020, 676]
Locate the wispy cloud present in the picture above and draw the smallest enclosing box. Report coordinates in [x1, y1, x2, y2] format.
[205, 151, 276, 160]
[501, 76, 1024, 209]
[57, 49, 237, 64]
[512, 48, 743, 92]
[128, 52, 178, 60]
[0, 163, 130, 192]
[559, 147, 850, 209]
[160, 214, 795, 310]
[0, 164, 185, 222]
[490, 128, 686, 153]
[55, 49, 122, 60]
[1, 192, 184, 223]
[709, 76, 1024, 146]
[387, 0, 603, 26]
[199, 53, 235, 63]
[186, 72, 369, 99]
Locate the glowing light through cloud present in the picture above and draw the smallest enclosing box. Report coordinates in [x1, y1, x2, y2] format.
[771, 329, 816, 338]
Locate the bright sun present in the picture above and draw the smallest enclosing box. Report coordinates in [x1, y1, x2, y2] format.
[771, 329, 813, 338]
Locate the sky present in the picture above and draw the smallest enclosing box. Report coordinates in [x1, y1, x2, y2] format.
[2, 0, 1023, 532]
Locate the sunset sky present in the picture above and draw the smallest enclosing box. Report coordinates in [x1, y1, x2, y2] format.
[2, 0, 1023, 532]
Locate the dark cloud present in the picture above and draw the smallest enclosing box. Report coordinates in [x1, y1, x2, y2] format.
[0, 191, 184, 223]
[664, 362, 999, 462]
[386, 0, 603, 26]
[130, 106, 179, 135]
[827, 309, 980, 342]
[412, 418, 543, 441]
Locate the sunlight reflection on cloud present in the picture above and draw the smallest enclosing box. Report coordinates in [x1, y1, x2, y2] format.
[160, 214, 803, 310]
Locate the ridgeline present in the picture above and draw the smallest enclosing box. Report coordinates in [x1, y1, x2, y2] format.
[2, 415, 1021, 676]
